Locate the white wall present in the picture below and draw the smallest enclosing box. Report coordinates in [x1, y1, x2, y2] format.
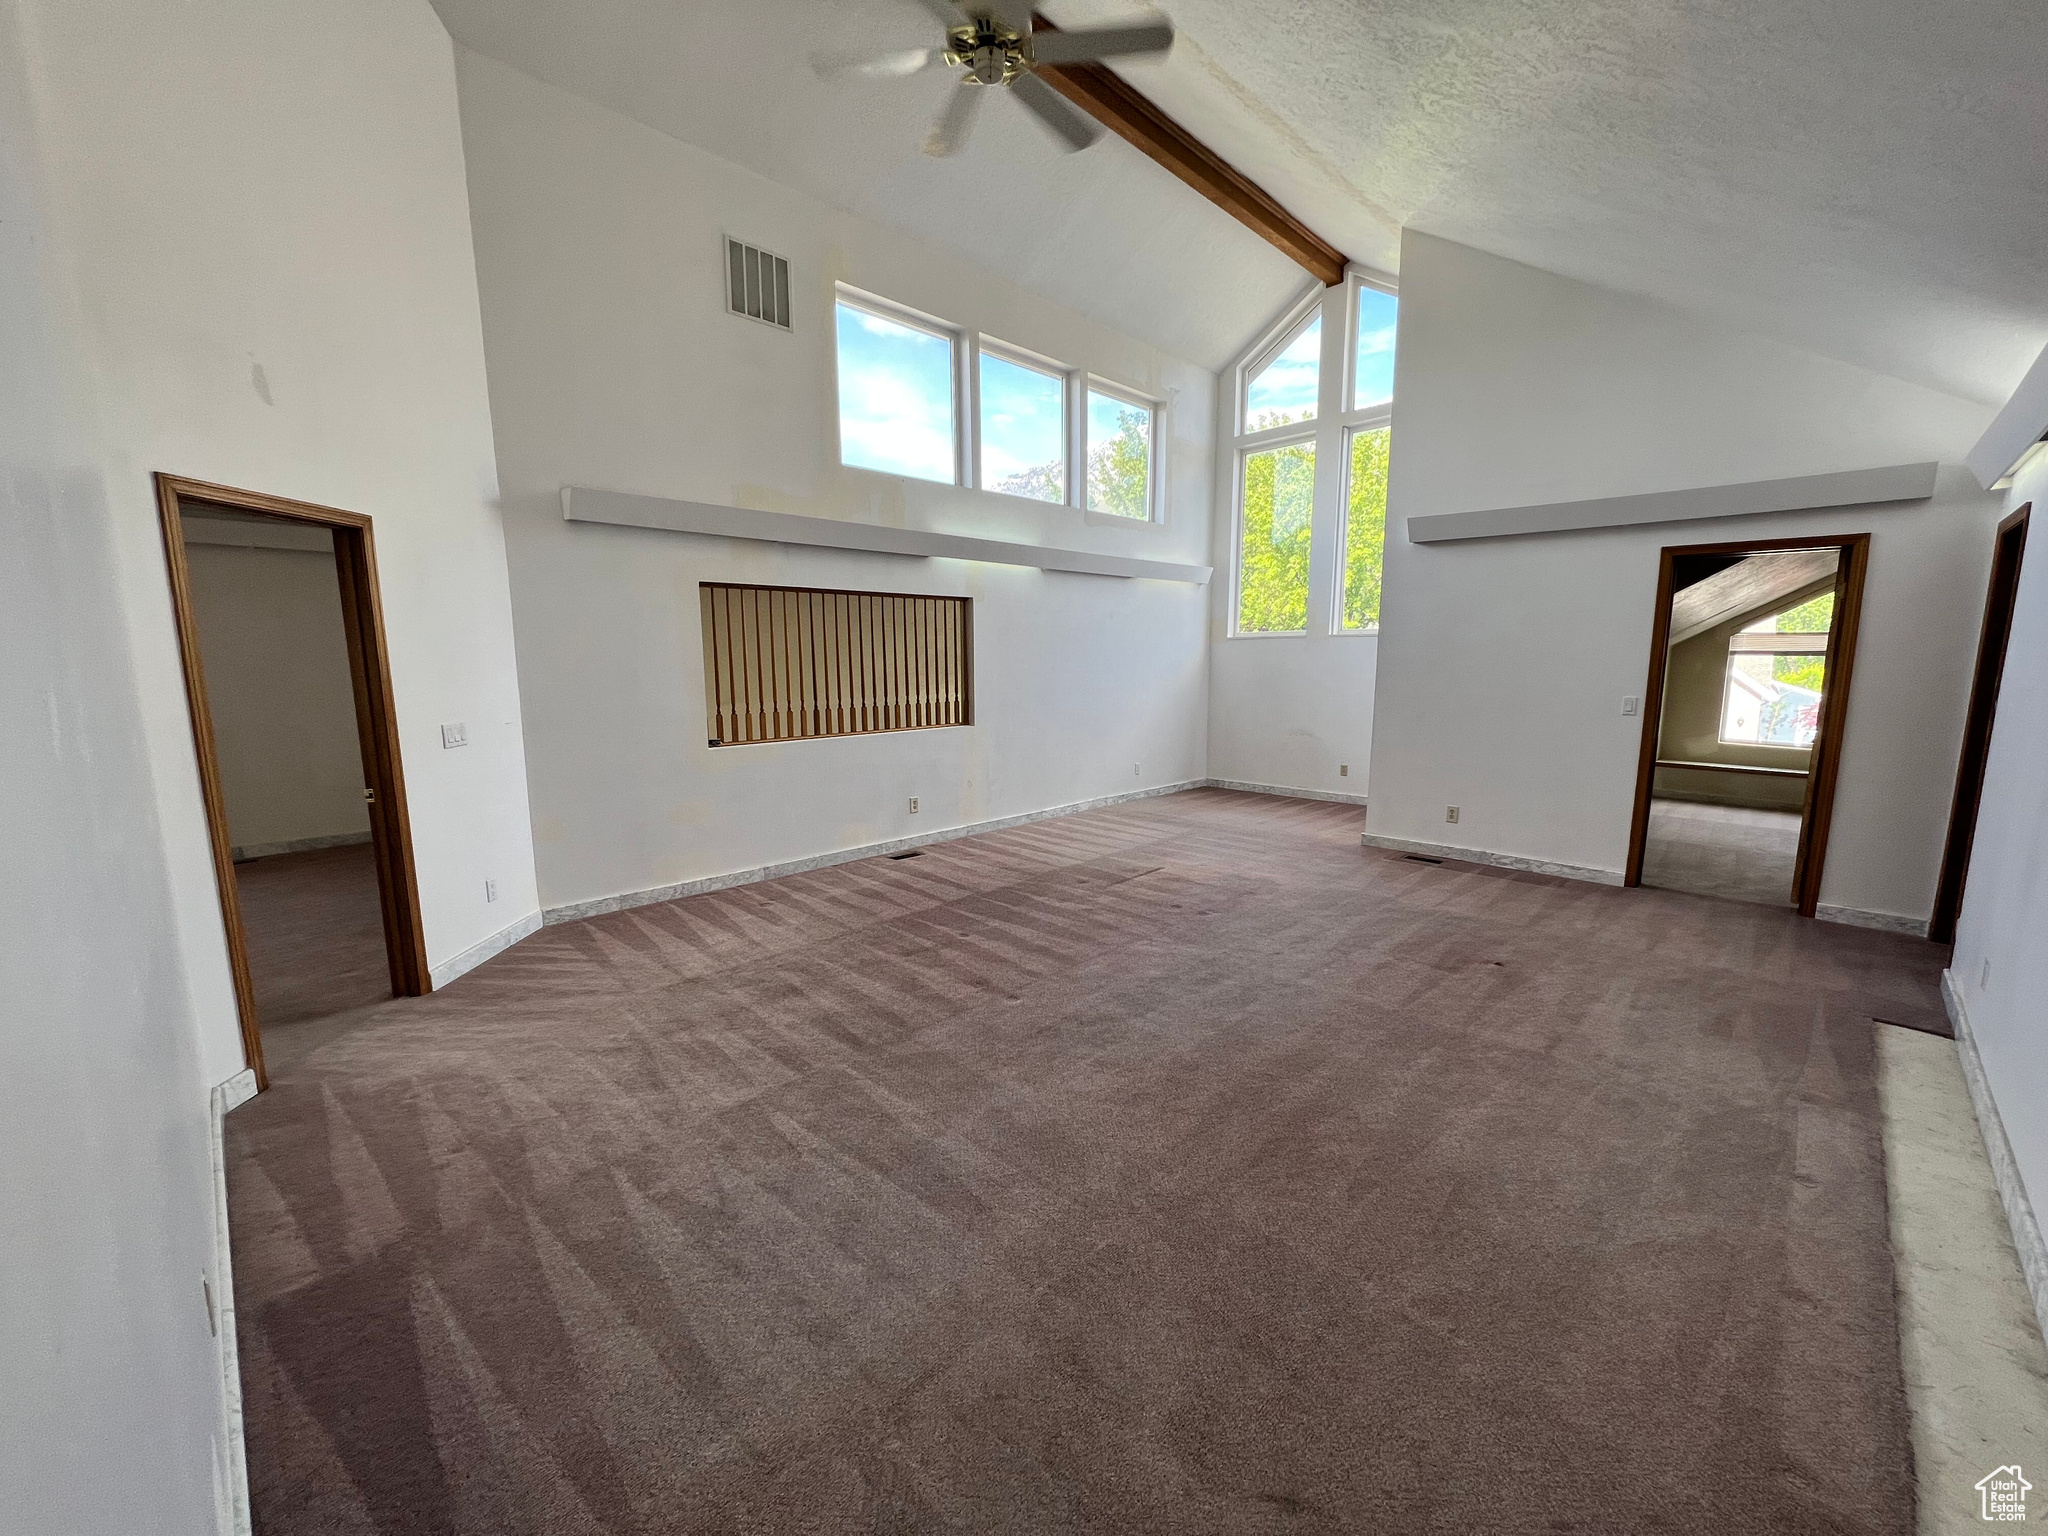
[1208, 635, 1377, 796]
[185, 538, 373, 854]
[1950, 452, 2048, 1282]
[19, 0, 541, 1084]
[0, 13, 231, 1529]
[453, 50, 1215, 912]
[1369, 232, 2002, 923]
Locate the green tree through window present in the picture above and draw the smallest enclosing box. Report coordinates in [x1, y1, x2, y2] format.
[1341, 427, 1390, 629]
[1771, 590, 1833, 691]
[1086, 394, 1152, 519]
[1237, 436, 1315, 632]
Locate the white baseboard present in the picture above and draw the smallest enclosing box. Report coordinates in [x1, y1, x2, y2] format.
[1817, 903, 1931, 937]
[429, 908, 544, 989]
[229, 830, 371, 862]
[543, 779, 1210, 925]
[1207, 777, 1369, 806]
[1943, 969, 2048, 1351]
[1359, 831, 1625, 887]
[209, 1070, 256, 1536]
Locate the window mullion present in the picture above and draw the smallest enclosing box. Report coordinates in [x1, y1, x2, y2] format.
[1068, 367, 1084, 508]
[1305, 283, 1348, 636]
[960, 328, 979, 488]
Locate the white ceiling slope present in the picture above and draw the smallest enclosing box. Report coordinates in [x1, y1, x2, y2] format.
[434, 0, 2046, 402]
[1047, 0, 2048, 407]
[427, 0, 1308, 370]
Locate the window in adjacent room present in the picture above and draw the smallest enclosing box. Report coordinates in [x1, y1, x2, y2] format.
[979, 346, 1066, 503]
[1719, 591, 1834, 747]
[835, 295, 958, 485]
[1244, 312, 1321, 432]
[1086, 385, 1153, 519]
[1235, 438, 1316, 633]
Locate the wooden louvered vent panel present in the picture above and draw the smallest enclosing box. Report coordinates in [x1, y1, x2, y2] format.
[701, 583, 973, 747]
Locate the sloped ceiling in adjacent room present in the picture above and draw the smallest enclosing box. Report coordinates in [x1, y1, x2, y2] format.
[1044, 0, 2048, 406]
[426, 0, 1311, 371]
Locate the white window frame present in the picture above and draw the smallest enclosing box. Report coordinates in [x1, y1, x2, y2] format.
[1224, 271, 1398, 640]
[973, 333, 1075, 506]
[1333, 271, 1398, 634]
[1082, 375, 1163, 525]
[832, 283, 968, 487]
[831, 283, 1164, 523]
[1230, 426, 1319, 637]
[1238, 291, 1325, 439]
[1344, 269, 1399, 417]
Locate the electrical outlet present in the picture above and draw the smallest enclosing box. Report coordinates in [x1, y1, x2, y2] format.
[1982, 957, 1992, 989]
[1339, 764, 1349, 777]
[908, 797, 919, 814]
[1622, 696, 1640, 716]
[1445, 805, 1460, 824]
[441, 721, 468, 749]
[485, 878, 498, 903]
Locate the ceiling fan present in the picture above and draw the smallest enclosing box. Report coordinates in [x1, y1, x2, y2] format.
[815, 1, 1175, 157]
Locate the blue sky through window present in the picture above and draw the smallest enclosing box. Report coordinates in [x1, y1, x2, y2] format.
[980, 351, 1064, 501]
[1245, 313, 1320, 431]
[1353, 287, 1398, 409]
[835, 301, 955, 483]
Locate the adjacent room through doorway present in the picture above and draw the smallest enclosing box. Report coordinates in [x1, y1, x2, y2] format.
[157, 476, 432, 1087]
[1627, 536, 1868, 913]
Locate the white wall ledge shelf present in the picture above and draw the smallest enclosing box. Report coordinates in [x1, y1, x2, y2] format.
[563, 487, 1212, 585]
[1405, 461, 1938, 544]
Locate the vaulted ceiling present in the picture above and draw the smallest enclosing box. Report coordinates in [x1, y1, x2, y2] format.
[434, 0, 2048, 399]
[428, 0, 1309, 371]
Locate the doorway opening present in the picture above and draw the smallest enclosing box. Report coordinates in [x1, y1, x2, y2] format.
[1625, 533, 1870, 914]
[156, 474, 429, 1090]
[1929, 503, 2031, 944]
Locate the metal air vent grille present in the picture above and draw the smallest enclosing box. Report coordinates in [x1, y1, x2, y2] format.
[726, 237, 791, 329]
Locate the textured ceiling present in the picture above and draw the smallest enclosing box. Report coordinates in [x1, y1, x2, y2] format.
[427, 0, 1309, 371]
[1047, 0, 2048, 405]
[434, 0, 2047, 401]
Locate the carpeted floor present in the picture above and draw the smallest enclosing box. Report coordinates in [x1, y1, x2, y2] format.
[1639, 797, 1802, 908]
[236, 840, 392, 1034]
[225, 789, 1943, 1534]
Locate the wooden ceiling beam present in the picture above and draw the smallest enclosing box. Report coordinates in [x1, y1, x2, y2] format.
[1031, 15, 1347, 288]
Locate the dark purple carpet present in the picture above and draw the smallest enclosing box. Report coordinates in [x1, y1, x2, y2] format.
[225, 789, 1933, 1533]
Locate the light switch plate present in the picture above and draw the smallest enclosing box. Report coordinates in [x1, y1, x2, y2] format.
[1622, 696, 1640, 716]
[441, 721, 468, 749]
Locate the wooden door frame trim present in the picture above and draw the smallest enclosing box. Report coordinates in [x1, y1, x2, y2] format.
[1929, 502, 2031, 945]
[154, 473, 431, 1091]
[1623, 530, 1872, 916]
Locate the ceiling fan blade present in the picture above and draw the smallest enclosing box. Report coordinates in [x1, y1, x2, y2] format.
[913, 0, 966, 23]
[811, 46, 946, 81]
[962, 0, 1034, 30]
[1010, 72, 1103, 152]
[925, 80, 986, 156]
[1029, 21, 1175, 65]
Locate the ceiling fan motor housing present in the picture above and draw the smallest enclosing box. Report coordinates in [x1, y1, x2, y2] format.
[946, 20, 1029, 85]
